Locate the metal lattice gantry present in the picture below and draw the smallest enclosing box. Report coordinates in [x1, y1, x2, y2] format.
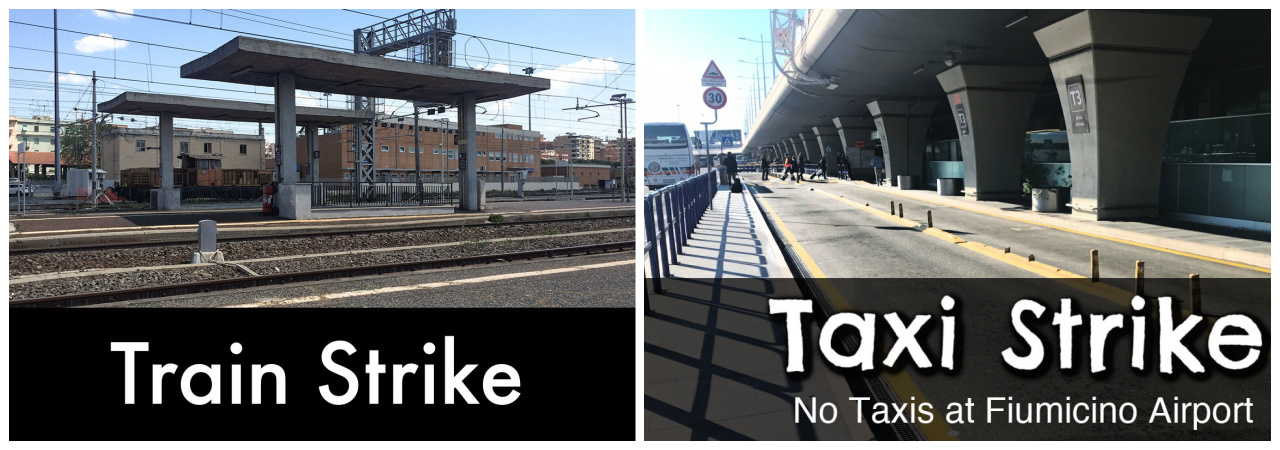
[352, 9, 458, 200]
[770, 9, 800, 71]
[355, 9, 457, 64]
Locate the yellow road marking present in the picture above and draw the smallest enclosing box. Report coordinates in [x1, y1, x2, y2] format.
[834, 180, 1269, 273]
[754, 189, 956, 441]
[816, 185, 1204, 317]
[814, 189, 922, 229]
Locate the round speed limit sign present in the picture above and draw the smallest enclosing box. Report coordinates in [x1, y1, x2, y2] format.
[703, 87, 727, 110]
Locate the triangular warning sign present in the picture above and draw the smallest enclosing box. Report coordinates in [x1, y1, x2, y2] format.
[701, 60, 726, 87]
[702, 61, 725, 79]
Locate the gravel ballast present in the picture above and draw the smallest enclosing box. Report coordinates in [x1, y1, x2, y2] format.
[9, 217, 634, 277]
[8, 231, 632, 301]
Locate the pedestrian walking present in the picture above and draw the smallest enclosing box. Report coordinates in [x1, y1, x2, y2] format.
[812, 156, 828, 180]
[724, 151, 739, 180]
[761, 155, 770, 181]
[871, 149, 886, 185]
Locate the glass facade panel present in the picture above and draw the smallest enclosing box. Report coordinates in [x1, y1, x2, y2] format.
[1164, 114, 1269, 163]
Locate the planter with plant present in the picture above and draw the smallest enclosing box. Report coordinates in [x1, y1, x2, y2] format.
[1023, 163, 1071, 212]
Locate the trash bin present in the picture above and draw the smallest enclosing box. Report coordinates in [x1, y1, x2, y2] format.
[937, 178, 963, 196]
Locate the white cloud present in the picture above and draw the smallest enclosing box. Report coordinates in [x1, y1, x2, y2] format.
[75, 33, 128, 54]
[295, 96, 323, 108]
[46, 70, 90, 85]
[477, 63, 511, 73]
[537, 58, 622, 96]
[93, 9, 133, 20]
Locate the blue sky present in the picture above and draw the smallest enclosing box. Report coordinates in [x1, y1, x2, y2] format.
[641, 9, 787, 141]
[6, 9, 635, 141]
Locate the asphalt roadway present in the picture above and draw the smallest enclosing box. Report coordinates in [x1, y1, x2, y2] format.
[102, 251, 634, 308]
[746, 179, 1270, 440]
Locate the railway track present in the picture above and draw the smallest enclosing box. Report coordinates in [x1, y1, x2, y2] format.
[10, 241, 634, 308]
[8, 215, 629, 255]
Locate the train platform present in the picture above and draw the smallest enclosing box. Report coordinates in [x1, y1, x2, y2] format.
[8, 197, 633, 235]
[644, 184, 872, 440]
[826, 178, 1270, 269]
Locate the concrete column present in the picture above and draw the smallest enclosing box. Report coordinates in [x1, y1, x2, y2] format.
[798, 132, 820, 162]
[936, 65, 1047, 201]
[458, 91, 480, 211]
[1035, 10, 1210, 220]
[157, 111, 180, 210]
[868, 100, 935, 187]
[833, 116, 875, 169]
[811, 126, 840, 174]
[305, 123, 319, 183]
[273, 72, 310, 219]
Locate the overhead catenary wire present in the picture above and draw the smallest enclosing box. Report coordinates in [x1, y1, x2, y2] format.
[12, 11, 634, 141]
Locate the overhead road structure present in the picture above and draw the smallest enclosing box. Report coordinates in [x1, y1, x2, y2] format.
[181, 36, 550, 219]
[99, 91, 373, 211]
[744, 9, 1242, 223]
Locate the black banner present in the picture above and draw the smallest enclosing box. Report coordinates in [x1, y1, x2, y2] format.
[11, 308, 635, 441]
[644, 277, 1269, 440]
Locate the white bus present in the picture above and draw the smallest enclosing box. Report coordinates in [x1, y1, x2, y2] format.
[643, 122, 695, 189]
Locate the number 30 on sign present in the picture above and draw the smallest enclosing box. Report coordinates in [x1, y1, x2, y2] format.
[703, 87, 727, 110]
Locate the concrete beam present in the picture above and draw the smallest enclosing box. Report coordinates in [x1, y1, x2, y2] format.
[274, 72, 310, 220]
[182, 36, 549, 105]
[99, 92, 372, 126]
[811, 126, 840, 174]
[936, 65, 1047, 201]
[305, 123, 319, 183]
[157, 112, 180, 210]
[1035, 10, 1210, 220]
[832, 116, 875, 169]
[458, 91, 480, 211]
[798, 132, 819, 163]
[868, 100, 936, 187]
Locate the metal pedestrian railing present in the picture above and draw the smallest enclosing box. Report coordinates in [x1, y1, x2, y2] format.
[644, 169, 718, 294]
[311, 182, 455, 208]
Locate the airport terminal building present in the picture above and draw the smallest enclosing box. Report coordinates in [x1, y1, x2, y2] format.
[746, 10, 1268, 230]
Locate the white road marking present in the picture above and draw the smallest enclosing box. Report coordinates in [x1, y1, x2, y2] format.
[225, 259, 632, 308]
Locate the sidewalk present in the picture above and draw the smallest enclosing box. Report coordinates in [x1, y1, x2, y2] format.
[665, 185, 790, 278]
[835, 179, 1271, 269]
[644, 185, 873, 440]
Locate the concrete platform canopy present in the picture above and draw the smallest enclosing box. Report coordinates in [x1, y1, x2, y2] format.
[179, 35, 551, 219]
[98, 92, 373, 126]
[180, 36, 549, 104]
[98, 91, 374, 212]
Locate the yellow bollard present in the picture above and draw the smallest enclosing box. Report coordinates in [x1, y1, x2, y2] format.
[1135, 261, 1145, 297]
[1189, 274, 1201, 315]
[1090, 249, 1099, 282]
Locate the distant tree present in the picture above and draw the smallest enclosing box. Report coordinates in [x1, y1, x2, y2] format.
[59, 121, 116, 168]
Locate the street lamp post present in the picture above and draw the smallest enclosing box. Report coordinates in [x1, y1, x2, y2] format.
[440, 117, 449, 187]
[742, 35, 768, 92]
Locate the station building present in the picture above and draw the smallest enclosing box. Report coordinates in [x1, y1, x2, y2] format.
[745, 9, 1269, 230]
[10, 115, 64, 153]
[550, 134, 601, 161]
[99, 126, 267, 181]
[294, 117, 542, 184]
[540, 162, 613, 188]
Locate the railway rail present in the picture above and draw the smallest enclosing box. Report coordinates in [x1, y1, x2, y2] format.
[11, 241, 634, 308]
